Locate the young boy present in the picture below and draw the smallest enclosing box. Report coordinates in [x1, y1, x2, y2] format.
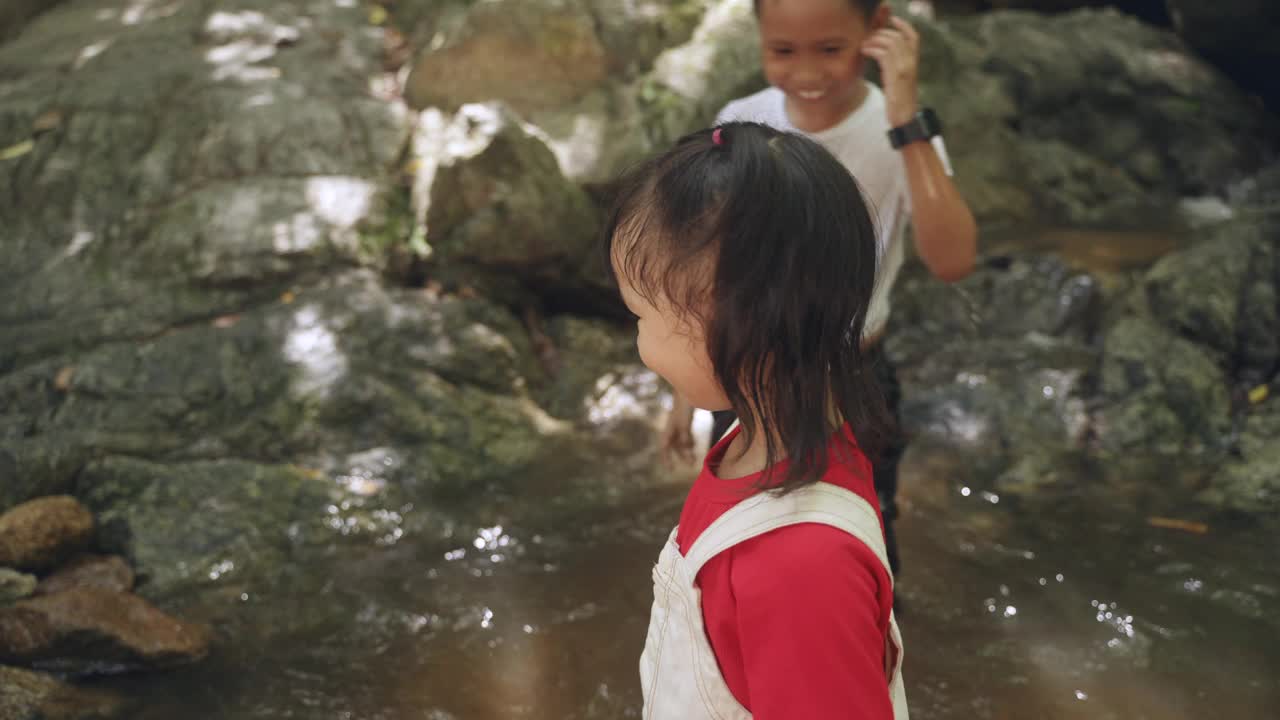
[661, 0, 978, 574]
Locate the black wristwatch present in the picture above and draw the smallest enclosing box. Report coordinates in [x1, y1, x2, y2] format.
[887, 108, 942, 150]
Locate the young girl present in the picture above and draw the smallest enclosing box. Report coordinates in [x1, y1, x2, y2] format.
[662, 0, 979, 576]
[609, 122, 907, 718]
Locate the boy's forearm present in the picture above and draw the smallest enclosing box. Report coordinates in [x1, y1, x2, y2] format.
[670, 393, 695, 424]
[900, 141, 977, 282]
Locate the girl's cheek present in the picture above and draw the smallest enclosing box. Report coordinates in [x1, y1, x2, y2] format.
[634, 330, 652, 365]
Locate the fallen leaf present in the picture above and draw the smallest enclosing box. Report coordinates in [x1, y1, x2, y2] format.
[54, 366, 75, 391]
[1147, 517, 1209, 535]
[1248, 384, 1269, 405]
[0, 139, 33, 161]
[33, 110, 63, 134]
[369, 5, 388, 25]
[281, 291, 296, 304]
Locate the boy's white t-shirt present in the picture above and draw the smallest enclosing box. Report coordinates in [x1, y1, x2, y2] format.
[715, 85, 909, 339]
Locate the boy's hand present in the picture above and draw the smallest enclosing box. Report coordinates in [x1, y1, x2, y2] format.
[861, 15, 921, 128]
[660, 397, 696, 468]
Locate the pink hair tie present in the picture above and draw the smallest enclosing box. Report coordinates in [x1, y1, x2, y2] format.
[712, 127, 723, 146]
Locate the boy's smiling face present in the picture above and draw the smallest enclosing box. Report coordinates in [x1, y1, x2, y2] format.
[757, 0, 887, 132]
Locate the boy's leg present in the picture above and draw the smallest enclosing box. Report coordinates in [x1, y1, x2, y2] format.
[709, 410, 737, 447]
[870, 345, 904, 576]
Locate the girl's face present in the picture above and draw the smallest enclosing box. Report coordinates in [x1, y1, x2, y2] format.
[757, 0, 885, 131]
[613, 257, 730, 412]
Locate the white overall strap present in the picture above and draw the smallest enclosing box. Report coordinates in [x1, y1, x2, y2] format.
[682, 483, 893, 584]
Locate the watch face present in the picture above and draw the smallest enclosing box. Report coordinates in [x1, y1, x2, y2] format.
[888, 109, 941, 149]
[922, 108, 942, 135]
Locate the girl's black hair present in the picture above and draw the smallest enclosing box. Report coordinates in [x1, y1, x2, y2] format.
[753, 0, 882, 18]
[604, 122, 892, 493]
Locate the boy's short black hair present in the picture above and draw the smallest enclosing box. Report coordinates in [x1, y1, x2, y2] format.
[753, 0, 883, 18]
[604, 122, 892, 493]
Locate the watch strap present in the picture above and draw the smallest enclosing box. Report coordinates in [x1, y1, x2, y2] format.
[888, 108, 942, 150]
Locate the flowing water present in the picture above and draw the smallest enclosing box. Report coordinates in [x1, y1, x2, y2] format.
[88, 441, 1280, 719]
[88, 228, 1279, 719]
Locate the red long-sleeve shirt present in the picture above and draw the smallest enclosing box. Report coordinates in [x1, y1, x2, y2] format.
[675, 426, 895, 719]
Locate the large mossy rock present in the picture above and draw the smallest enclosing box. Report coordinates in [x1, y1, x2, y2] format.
[1201, 397, 1280, 512]
[75, 457, 335, 598]
[1143, 221, 1279, 386]
[0, 0, 68, 41]
[0, 0, 624, 589]
[1095, 315, 1232, 453]
[1, 269, 577, 596]
[933, 1, 1171, 24]
[0, 0, 411, 373]
[918, 8, 1277, 225]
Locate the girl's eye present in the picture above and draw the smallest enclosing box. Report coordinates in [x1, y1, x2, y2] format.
[772, 48, 793, 57]
[822, 46, 843, 55]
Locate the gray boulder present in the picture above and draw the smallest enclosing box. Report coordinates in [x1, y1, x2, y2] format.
[411, 103, 602, 300]
[888, 253, 1099, 476]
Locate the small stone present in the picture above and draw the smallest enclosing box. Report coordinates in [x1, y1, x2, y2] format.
[0, 588, 211, 674]
[0, 567, 38, 605]
[0, 496, 95, 572]
[0, 665, 126, 720]
[32, 109, 64, 134]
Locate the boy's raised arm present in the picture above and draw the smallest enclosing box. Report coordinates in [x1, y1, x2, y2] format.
[864, 14, 977, 283]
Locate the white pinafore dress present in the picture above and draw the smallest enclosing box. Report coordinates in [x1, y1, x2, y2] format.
[639, 482, 909, 719]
